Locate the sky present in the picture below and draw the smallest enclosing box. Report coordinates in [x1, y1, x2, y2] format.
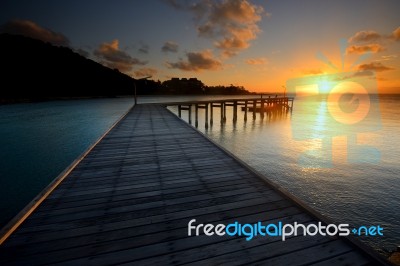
[0, 0, 399, 93]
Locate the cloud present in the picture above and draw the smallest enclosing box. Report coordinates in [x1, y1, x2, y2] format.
[348, 30, 381, 43]
[134, 67, 157, 78]
[161, 41, 179, 53]
[302, 68, 323, 75]
[0, 19, 69, 46]
[245, 57, 267, 65]
[353, 70, 374, 77]
[75, 48, 90, 58]
[380, 54, 397, 61]
[358, 62, 394, 72]
[94, 39, 147, 72]
[392, 26, 400, 41]
[138, 43, 149, 54]
[335, 70, 374, 81]
[337, 62, 394, 81]
[166, 50, 221, 71]
[346, 44, 385, 54]
[166, 0, 265, 57]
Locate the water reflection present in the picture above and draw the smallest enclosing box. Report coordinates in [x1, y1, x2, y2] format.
[167, 94, 400, 254]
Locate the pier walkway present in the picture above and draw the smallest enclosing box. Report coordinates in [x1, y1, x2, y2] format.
[0, 104, 388, 265]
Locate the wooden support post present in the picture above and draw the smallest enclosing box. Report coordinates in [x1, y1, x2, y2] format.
[233, 101, 237, 123]
[188, 105, 192, 124]
[178, 105, 182, 118]
[223, 102, 227, 122]
[252, 100, 256, 120]
[195, 104, 199, 128]
[260, 99, 265, 119]
[244, 100, 248, 121]
[210, 103, 213, 126]
[220, 102, 224, 124]
[205, 103, 209, 129]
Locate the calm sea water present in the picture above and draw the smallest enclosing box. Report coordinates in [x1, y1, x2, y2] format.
[0, 95, 399, 255]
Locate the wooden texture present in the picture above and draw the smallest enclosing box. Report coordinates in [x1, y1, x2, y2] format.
[0, 104, 387, 265]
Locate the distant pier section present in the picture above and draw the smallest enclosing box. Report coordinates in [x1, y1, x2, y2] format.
[160, 95, 294, 128]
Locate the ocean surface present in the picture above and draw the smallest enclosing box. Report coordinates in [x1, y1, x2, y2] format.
[0, 95, 399, 255]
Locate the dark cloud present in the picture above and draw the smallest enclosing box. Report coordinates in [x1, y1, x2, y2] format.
[0, 19, 69, 46]
[76, 48, 90, 58]
[163, 0, 183, 9]
[348, 30, 381, 43]
[165, 0, 265, 57]
[134, 67, 157, 78]
[94, 39, 147, 72]
[138, 43, 149, 54]
[346, 44, 385, 54]
[166, 50, 221, 71]
[161, 41, 179, 53]
[358, 62, 394, 72]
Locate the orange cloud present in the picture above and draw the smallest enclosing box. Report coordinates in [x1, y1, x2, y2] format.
[166, 50, 221, 71]
[302, 69, 323, 75]
[167, 0, 265, 57]
[358, 62, 394, 72]
[134, 67, 157, 78]
[0, 19, 69, 46]
[94, 39, 147, 72]
[346, 44, 385, 54]
[380, 55, 397, 61]
[245, 57, 267, 65]
[392, 26, 400, 41]
[348, 30, 381, 43]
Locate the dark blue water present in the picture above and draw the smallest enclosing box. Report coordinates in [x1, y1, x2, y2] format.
[0, 98, 134, 227]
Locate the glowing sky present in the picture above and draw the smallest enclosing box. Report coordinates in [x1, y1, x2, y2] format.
[1, 0, 399, 93]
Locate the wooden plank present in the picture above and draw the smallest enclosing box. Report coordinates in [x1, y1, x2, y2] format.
[308, 250, 370, 266]
[1, 213, 312, 265]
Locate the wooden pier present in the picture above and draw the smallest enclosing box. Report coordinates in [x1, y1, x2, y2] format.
[0, 104, 389, 265]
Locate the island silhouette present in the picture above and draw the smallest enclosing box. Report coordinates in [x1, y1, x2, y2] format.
[0, 33, 251, 103]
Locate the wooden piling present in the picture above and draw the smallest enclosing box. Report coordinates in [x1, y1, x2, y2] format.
[260, 99, 265, 119]
[244, 100, 248, 121]
[195, 104, 199, 128]
[253, 100, 256, 120]
[233, 101, 237, 123]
